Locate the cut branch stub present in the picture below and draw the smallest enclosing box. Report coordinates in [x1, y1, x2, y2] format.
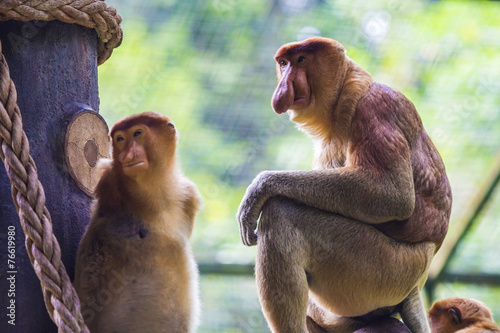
[65, 109, 109, 197]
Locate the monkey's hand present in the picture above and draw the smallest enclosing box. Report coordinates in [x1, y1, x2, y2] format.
[237, 172, 273, 246]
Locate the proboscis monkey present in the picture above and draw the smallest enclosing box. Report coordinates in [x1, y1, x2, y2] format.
[429, 298, 500, 333]
[237, 37, 452, 333]
[74, 112, 202, 333]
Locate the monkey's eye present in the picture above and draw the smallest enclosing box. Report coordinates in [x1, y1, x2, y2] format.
[133, 130, 143, 137]
[297, 55, 306, 63]
[279, 59, 287, 67]
[116, 135, 124, 143]
[449, 308, 460, 325]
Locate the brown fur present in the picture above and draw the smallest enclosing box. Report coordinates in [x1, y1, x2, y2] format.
[237, 37, 452, 333]
[429, 298, 500, 333]
[74, 111, 202, 333]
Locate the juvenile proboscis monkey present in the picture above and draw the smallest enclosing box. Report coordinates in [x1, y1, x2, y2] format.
[429, 298, 500, 333]
[74, 112, 202, 333]
[237, 37, 452, 333]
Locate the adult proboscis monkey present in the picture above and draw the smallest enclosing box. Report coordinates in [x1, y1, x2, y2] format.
[238, 37, 452, 333]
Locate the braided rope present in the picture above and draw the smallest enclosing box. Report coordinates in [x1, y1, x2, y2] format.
[0, 0, 123, 64]
[0, 1, 123, 332]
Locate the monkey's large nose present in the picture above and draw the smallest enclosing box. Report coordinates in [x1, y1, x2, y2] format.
[119, 146, 135, 165]
[272, 75, 294, 114]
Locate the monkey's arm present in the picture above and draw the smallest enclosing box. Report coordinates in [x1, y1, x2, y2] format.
[181, 180, 202, 238]
[74, 216, 125, 296]
[74, 228, 107, 298]
[238, 167, 414, 245]
[237, 128, 415, 246]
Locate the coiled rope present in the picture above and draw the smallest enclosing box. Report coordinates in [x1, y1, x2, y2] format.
[0, 0, 122, 64]
[0, 1, 122, 332]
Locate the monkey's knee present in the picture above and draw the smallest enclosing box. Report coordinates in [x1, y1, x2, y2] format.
[259, 196, 302, 232]
[261, 196, 296, 217]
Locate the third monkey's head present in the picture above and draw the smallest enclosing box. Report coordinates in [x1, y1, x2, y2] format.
[429, 297, 497, 333]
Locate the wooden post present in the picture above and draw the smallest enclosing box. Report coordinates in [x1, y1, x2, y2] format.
[0, 21, 100, 332]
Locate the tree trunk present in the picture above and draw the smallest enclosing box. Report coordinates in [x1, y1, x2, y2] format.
[0, 20, 98, 332]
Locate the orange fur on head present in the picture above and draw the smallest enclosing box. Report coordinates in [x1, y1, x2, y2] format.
[429, 298, 500, 333]
[272, 37, 372, 143]
[95, 111, 180, 216]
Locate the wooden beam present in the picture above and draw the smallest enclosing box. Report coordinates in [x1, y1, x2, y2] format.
[198, 263, 255, 276]
[441, 272, 500, 286]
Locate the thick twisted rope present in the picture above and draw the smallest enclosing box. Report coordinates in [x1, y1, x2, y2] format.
[0, 0, 123, 64]
[0, 1, 122, 332]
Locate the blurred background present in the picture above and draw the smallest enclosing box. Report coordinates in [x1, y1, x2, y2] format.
[99, 0, 500, 331]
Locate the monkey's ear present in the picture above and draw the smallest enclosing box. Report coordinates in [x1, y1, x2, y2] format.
[167, 121, 180, 140]
[449, 308, 461, 325]
[333, 41, 346, 54]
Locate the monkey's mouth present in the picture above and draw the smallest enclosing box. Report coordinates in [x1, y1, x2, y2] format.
[292, 96, 308, 107]
[123, 162, 145, 168]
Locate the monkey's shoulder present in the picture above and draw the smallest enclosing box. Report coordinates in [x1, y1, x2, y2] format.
[178, 178, 202, 220]
[351, 82, 426, 152]
[360, 82, 414, 109]
[357, 82, 422, 131]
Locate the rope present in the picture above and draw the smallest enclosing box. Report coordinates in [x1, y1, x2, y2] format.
[0, 1, 123, 332]
[0, 0, 123, 64]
